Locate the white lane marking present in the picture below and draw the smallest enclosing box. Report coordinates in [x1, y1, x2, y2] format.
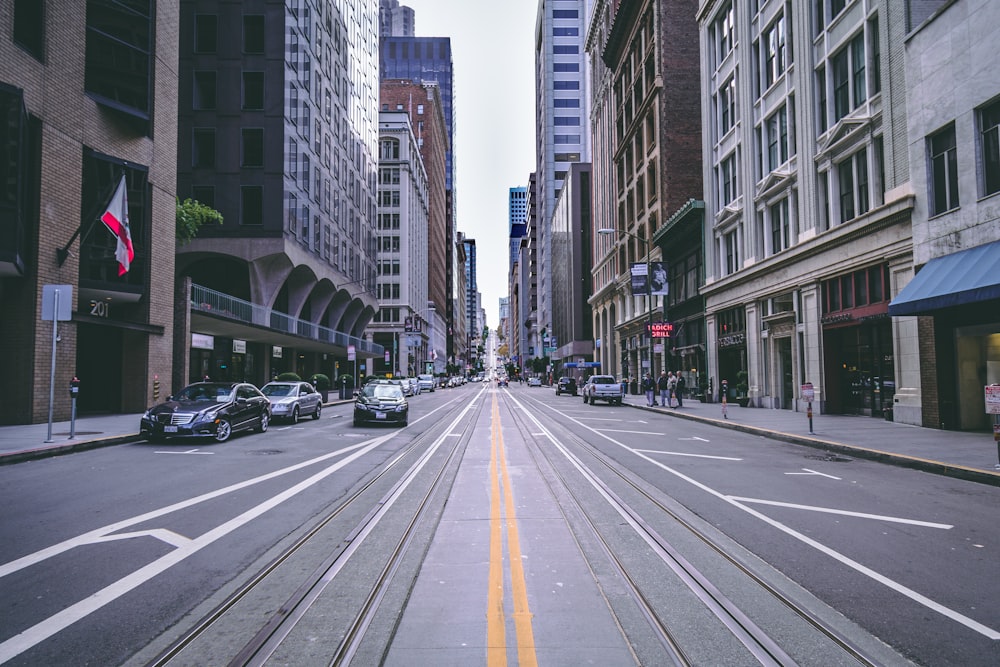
[635, 448, 742, 461]
[599, 429, 665, 435]
[154, 449, 213, 455]
[90, 529, 193, 548]
[680, 437, 711, 442]
[728, 497, 954, 529]
[785, 468, 841, 480]
[516, 397, 1000, 640]
[576, 417, 626, 421]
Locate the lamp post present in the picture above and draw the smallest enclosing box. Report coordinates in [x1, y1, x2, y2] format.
[598, 228, 654, 379]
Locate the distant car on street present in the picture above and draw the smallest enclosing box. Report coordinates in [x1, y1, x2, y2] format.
[556, 377, 578, 396]
[527, 376, 542, 387]
[581, 375, 623, 405]
[260, 381, 322, 423]
[417, 374, 436, 392]
[140, 382, 270, 442]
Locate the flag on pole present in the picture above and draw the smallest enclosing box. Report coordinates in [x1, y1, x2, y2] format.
[100, 175, 134, 276]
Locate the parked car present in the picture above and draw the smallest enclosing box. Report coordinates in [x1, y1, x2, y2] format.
[556, 376, 578, 396]
[527, 376, 542, 387]
[140, 382, 270, 442]
[417, 374, 436, 392]
[581, 374, 624, 405]
[260, 381, 322, 423]
[353, 380, 409, 427]
[405, 377, 420, 395]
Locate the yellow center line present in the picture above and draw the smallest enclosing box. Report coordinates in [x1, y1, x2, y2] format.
[487, 393, 538, 667]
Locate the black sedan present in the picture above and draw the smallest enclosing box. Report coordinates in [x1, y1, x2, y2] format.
[556, 376, 578, 396]
[260, 381, 322, 422]
[353, 380, 409, 427]
[140, 382, 270, 443]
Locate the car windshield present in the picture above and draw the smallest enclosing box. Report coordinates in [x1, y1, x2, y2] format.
[261, 384, 295, 397]
[177, 383, 233, 402]
[592, 377, 615, 384]
[363, 384, 403, 399]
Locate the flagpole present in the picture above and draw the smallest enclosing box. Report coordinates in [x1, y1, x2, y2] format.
[56, 171, 126, 266]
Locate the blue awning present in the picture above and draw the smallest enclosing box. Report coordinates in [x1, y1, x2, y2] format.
[888, 239, 1000, 316]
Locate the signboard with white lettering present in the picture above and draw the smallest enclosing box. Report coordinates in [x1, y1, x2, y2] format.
[986, 385, 1000, 415]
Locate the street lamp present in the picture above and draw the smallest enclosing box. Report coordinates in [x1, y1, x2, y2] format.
[598, 227, 654, 380]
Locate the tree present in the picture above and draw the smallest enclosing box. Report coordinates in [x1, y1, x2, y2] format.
[176, 198, 223, 244]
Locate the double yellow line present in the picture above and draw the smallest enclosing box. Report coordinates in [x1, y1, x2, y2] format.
[487, 393, 538, 667]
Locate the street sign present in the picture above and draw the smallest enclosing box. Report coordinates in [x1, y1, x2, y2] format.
[802, 383, 815, 402]
[347, 344, 356, 361]
[41, 285, 73, 321]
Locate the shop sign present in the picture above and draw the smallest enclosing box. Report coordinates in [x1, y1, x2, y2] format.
[272, 346, 283, 358]
[233, 339, 246, 354]
[718, 332, 746, 348]
[191, 333, 214, 350]
[985, 385, 1000, 415]
[348, 344, 356, 361]
[647, 322, 674, 338]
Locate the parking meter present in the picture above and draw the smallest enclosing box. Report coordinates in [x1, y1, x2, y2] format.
[69, 376, 80, 439]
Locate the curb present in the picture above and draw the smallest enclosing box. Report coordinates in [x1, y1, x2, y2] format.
[623, 402, 1000, 488]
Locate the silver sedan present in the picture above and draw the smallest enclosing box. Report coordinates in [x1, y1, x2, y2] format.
[260, 381, 323, 423]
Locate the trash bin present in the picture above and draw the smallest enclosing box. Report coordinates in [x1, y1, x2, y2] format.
[883, 407, 893, 421]
[629, 379, 638, 395]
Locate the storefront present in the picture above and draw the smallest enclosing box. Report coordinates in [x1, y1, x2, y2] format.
[715, 307, 746, 402]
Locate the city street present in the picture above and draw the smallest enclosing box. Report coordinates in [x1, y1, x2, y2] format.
[1, 382, 997, 665]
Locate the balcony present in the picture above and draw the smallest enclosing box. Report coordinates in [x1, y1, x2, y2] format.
[190, 283, 382, 356]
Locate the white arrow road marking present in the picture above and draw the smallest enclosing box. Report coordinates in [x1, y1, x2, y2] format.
[729, 497, 954, 529]
[90, 529, 192, 548]
[636, 448, 742, 461]
[154, 449, 213, 455]
[785, 468, 841, 480]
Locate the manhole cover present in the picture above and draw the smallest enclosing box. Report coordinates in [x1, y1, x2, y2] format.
[805, 453, 853, 463]
[249, 449, 284, 456]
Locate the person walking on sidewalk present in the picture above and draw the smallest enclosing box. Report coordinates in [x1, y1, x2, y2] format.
[642, 373, 656, 407]
[675, 372, 685, 408]
[657, 371, 669, 407]
[666, 372, 678, 408]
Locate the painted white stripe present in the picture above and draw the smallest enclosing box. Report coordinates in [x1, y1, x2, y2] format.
[635, 448, 742, 461]
[91, 529, 193, 548]
[785, 468, 841, 480]
[154, 449, 213, 455]
[598, 429, 665, 435]
[728, 497, 953, 529]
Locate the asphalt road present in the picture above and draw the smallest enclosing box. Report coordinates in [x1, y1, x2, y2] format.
[1, 382, 997, 666]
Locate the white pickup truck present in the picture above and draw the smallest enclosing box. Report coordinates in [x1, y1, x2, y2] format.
[581, 374, 623, 405]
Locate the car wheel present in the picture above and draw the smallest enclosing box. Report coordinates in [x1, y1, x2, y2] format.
[290, 406, 300, 424]
[257, 412, 269, 433]
[214, 419, 232, 442]
[312, 403, 322, 420]
[353, 418, 361, 427]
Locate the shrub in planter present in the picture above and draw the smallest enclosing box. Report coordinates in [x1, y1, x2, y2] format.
[736, 370, 750, 407]
[276, 372, 302, 382]
[309, 373, 331, 392]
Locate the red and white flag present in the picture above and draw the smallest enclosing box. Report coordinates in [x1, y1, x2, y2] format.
[101, 175, 134, 276]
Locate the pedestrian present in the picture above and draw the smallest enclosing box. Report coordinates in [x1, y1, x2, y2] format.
[667, 371, 678, 408]
[720, 379, 729, 419]
[642, 373, 656, 406]
[657, 371, 669, 407]
[675, 372, 685, 408]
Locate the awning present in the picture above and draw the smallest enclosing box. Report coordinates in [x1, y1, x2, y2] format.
[888, 239, 1000, 316]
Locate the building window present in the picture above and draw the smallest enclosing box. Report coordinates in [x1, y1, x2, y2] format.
[719, 76, 737, 137]
[241, 128, 264, 168]
[714, 3, 734, 67]
[554, 63, 580, 72]
[763, 14, 786, 89]
[85, 0, 153, 133]
[554, 134, 581, 144]
[869, 17, 881, 95]
[194, 14, 217, 53]
[243, 15, 265, 53]
[241, 186, 263, 225]
[553, 45, 579, 54]
[191, 185, 215, 208]
[838, 147, 869, 223]
[554, 116, 580, 126]
[242, 72, 264, 110]
[816, 66, 828, 133]
[832, 33, 866, 123]
[766, 105, 788, 172]
[192, 128, 216, 168]
[554, 98, 580, 108]
[770, 197, 791, 254]
[14, 0, 45, 60]
[929, 123, 959, 215]
[979, 99, 1000, 197]
[193, 71, 217, 110]
[724, 230, 740, 275]
[720, 153, 737, 206]
[553, 81, 580, 90]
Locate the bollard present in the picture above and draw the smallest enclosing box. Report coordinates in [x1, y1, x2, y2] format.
[69, 376, 80, 439]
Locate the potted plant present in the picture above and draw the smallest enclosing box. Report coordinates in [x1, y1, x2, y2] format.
[276, 371, 302, 382]
[310, 373, 331, 402]
[736, 370, 751, 408]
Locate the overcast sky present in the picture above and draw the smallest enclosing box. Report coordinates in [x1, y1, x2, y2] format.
[398, 0, 537, 331]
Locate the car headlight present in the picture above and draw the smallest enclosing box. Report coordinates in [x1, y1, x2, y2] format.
[355, 401, 370, 411]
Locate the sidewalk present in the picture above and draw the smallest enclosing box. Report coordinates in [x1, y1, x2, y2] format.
[2, 397, 999, 486]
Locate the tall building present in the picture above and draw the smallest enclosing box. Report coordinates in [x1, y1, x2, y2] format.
[1, 1, 179, 423]
[534, 0, 592, 355]
[379, 79, 449, 373]
[509, 185, 528, 272]
[371, 110, 429, 377]
[379, 0, 415, 38]
[379, 33, 458, 364]
[587, 0, 703, 383]
[463, 236, 478, 370]
[175, 0, 383, 389]
[887, 0, 1000, 430]
[698, 0, 913, 416]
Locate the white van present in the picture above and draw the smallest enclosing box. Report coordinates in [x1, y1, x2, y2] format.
[417, 374, 435, 392]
